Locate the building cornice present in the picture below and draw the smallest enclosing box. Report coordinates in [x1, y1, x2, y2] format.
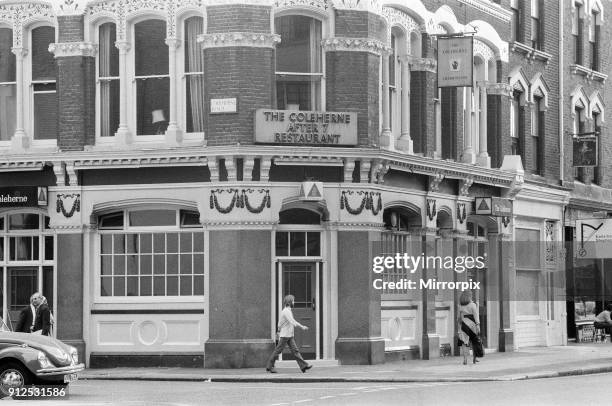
[456, 0, 512, 23]
[570, 64, 608, 83]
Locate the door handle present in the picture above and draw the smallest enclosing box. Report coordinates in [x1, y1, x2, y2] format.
[311, 297, 316, 311]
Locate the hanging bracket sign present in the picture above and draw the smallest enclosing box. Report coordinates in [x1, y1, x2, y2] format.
[437, 36, 474, 88]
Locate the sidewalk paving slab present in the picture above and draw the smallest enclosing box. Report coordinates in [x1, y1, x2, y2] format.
[79, 344, 612, 383]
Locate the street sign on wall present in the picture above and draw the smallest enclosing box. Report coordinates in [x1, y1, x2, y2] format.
[437, 36, 473, 88]
[576, 218, 612, 258]
[0, 187, 48, 207]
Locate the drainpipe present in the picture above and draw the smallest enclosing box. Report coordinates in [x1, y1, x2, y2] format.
[559, 1, 565, 184]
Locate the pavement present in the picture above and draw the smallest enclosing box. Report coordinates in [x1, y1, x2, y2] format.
[79, 343, 612, 383]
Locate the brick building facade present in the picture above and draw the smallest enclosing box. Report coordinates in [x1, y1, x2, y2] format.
[0, 0, 608, 368]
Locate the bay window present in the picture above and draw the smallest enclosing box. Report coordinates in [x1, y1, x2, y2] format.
[275, 15, 322, 111]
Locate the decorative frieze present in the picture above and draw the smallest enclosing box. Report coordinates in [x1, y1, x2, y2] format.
[275, 0, 328, 12]
[210, 188, 271, 214]
[321, 37, 390, 56]
[340, 191, 382, 216]
[486, 82, 513, 97]
[409, 57, 437, 73]
[456, 0, 512, 23]
[56, 193, 81, 218]
[198, 33, 281, 49]
[49, 42, 98, 58]
[0, 2, 54, 48]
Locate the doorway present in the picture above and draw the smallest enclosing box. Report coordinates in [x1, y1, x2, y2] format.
[277, 262, 321, 360]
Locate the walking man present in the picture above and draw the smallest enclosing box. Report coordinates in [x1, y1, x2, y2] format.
[15, 293, 38, 333]
[266, 295, 313, 373]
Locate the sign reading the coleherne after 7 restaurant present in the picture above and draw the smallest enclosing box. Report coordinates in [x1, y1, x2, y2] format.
[255, 109, 358, 146]
[437, 36, 473, 88]
[0, 187, 48, 207]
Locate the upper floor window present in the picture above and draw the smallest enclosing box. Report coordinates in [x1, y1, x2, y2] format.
[532, 96, 545, 175]
[31, 26, 57, 141]
[98, 22, 119, 138]
[510, 89, 524, 161]
[275, 15, 322, 111]
[531, 0, 544, 50]
[590, 10, 600, 71]
[134, 19, 169, 136]
[574, 104, 586, 182]
[183, 16, 204, 134]
[593, 110, 602, 185]
[574, 2, 584, 65]
[0, 27, 15, 142]
[511, 0, 524, 43]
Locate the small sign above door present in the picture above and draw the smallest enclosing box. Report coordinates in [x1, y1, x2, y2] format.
[0, 187, 48, 207]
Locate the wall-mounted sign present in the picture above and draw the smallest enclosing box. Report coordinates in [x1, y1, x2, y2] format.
[576, 219, 612, 258]
[210, 98, 237, 114]
[474, 197, 492, 215]
[255, 109, 358, 146]
[437, 36, 473, 88]
[474, 197, 512, 217]
[298, 181, 323, 201]
[573, 137, 598, 167]
[0, 187, 48, 207]
[491, 197, 512, 217]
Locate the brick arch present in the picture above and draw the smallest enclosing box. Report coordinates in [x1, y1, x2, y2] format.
[589, 91, 605, 122]
[571, 86, 590, 118]
[382, 6, 421, 54]
[530, 73, 550, 111]
[508, 67, 530, 105]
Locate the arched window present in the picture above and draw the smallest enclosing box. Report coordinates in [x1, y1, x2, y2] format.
[0, 26, 15, 142]
[97, 208, 204, 297]
[30, 25, 57, 142]
[275, 14, 323, 110]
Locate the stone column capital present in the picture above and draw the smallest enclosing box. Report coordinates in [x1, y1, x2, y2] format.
[115, 40, 131, 53]
[321, 37, 390, 56]
[11, 47, 28, 58]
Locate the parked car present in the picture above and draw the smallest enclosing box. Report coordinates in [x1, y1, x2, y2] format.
[0, 317, 84, 397]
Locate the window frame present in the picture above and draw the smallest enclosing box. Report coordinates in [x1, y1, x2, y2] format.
[95, 207, 205, 303]
[274, 12, 327, 111]
[178, 14, 205, 141]
[95, 20, 120, 142]
[26, 23, 58, 147]
[0, 25, 16, 144]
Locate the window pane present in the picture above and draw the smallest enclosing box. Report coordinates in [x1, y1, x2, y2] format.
[180, 276, 192, 295]
[276, 80, 318, 111]
[275, 16, 321, 73]
[180, 254, 192, 274]
[153, 276, 165, 296]
[101, 234, 113, 254]
[101, 256, 112, 275]
[307, 232, 320, 256]
[126, 254, 138, 275]
[113, 276, 125, 296]
[153, 234, 165, 253]
[34, 90, 58, 140]
[153, 254, 165, 274]
[44, 236, 54, 260]
[129, 210, 175, 227]
[10, 237, 35, 261]
[126, 234, 138, 254]
[289, 232, 306, 256]
[167, 254, 178, 274]
[99, 212, 124, 229]
[0, 28, 15, 82]
[114, 255, 125, 275]
[180, 210, 201, 227]
[276, 232, 288, 256]
[0, 84, 16, 142]
[185, 75, 205, 132]
[31, 26, 55, 81]
[194, 254, 204, 274]
[136, 77, 169, 135]
[180, 233, 192, 253]
[9, 213, 39, 230]
[139, 233, 152, 254]
[184, 17, 203, 72]
[0, 236, 3, 261]
[194, 275, 204, 295]
[193, 233, 204, 252]
[135, 20, 168, 76]
[517, 270, 539, 316]
[167, 276, 178, 295]
[101, 276, 112, 296]
[99, 23, 119, 77]
[113, 234, 125, 254]
[140, 276, 152, 296]
[126, 276, 138, 296]
[140, 254, 152, 275]
[100, 79, 120, 137]
[167, 233, 178, 253]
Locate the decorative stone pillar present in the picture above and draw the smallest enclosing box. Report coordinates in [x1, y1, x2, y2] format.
[477, 83, 491, 167]
[396, 55, 412, 153]
[243, 157, 255, 181]
[165, 38, 182, 145]
[115, 40, 132, 144]
[343, 158, 356, 183]
[409, 57, 437, 156]
[496, 231, 515, 352]
[421, 226, 440, 359]
[379, 50, 391, 148]
[10, 47, 28, 151]
[463, 88, 475, 163]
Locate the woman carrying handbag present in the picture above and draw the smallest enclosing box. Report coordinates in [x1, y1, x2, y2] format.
[457, 290, 484, 364]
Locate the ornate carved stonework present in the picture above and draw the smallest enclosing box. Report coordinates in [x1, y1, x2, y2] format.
[321, 37, 389, 56]
[426, 199, 437, 221]
[409, 57, 437, 73]
[49, 42, 98, 58]
[198, 32, 281, 49]
[332, 0, 381, 14]
[0, 2, 55, 48]
[56, 193, 81, 218]
[429, 172, 445, 193]
[487, 82, 513, 97]
[456, 0, 512, 23]
[275, 0, 328, 12]
[457, 203, 467, 224]
[382, 6, 422, 49]
[473, 39, 494, 62]
[459, 177, 474, 196]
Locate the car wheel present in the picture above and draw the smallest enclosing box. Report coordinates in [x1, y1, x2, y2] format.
[0, 362, 32, 398]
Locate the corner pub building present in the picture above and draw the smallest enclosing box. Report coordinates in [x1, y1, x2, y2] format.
[0, 0, 578, 368]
